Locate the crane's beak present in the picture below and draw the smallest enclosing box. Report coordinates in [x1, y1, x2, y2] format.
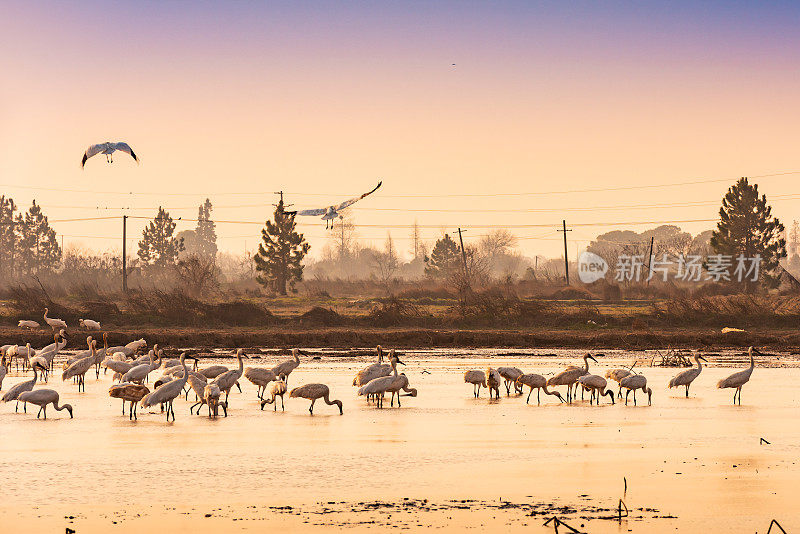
[698, 356, 708, 362]
[752, 348, 764, 356]
[588, 355, 598, 363]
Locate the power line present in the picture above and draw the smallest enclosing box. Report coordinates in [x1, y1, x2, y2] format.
[23, 189, 800, 215]
[1, 170, 798, 198]
[47, 214, 721, 229]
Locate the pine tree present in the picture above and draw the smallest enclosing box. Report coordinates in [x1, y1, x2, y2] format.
[0, 196, 18, 280]
[424, 233, 461, 279]
[710, 177, 786, 288]
[254, 200, 309, 295]
[16, 200, 61, 275]
[138, 207, 185, 267]
[195, 198, 217, 259]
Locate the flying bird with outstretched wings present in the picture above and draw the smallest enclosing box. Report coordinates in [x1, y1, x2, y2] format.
[293, 181, 382, 229]
[81, 142, 139, 168]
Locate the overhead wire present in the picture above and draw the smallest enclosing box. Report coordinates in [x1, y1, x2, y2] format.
[1, 169, 798, 198]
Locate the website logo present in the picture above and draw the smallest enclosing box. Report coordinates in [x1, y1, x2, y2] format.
[578, 251, 608, 283]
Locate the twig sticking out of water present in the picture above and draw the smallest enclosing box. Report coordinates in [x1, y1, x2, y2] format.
[618, 499, 629, 521]
[767, 519, 787, 533]
[760, 437, 771, 445]
[623, 476, 627, 497]
[543, 516, 581, 533]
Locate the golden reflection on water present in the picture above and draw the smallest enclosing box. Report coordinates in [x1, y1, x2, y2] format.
[0, 351, 798, 532]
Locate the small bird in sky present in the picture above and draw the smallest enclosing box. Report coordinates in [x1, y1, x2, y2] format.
[81, 142, 139, 168]
[292, 181, 382, 229]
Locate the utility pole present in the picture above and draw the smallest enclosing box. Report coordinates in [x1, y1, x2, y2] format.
[457, 227, 469, 288]
[273, 191, 292, 210]
[122, 215, 128, 292]
[645, 236, 654, 285]
[557, 220, 572, 285]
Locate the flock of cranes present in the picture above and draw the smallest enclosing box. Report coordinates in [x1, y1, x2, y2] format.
[463, 347, 760, 406]
[0, 310, 764, 421]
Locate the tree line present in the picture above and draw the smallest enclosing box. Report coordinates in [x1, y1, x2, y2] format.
[0, 177, 791, 295]
[0, 196, 62, 279]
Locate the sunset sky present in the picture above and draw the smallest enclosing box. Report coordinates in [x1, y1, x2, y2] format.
[2, 1, 800, 260]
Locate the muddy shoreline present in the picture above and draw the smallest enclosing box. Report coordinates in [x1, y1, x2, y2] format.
[3, 325, 799, 351]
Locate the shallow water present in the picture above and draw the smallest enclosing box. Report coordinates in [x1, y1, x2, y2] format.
[1, 349, 798, 532]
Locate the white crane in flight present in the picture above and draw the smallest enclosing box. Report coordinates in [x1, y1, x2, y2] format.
[292, 181, 382, 229]
[81, 142, 139, 168]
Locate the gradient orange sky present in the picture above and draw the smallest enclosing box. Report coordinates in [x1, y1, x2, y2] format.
[2, 2, 799, 259]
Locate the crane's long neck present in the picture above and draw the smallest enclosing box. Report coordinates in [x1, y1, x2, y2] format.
[542, 384, 559, 396]
[293, 351, 300, 364]
[323, 392, 342, 411]
[53, 394, 70, 413]
[237, 355, 244, 373]
[178, 358, 189, 388]
[695, 357, 703, 371]
[583, 355, 591, 372]
[749, 351, 755, 370]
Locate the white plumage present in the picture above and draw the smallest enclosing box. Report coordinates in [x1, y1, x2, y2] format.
[212, 349, 246, 403]
[294, 181, 382, 229]
[547, 353, 597, 403]
[717, 347, 759, 404]
[668, 355, 707, 397]
[43, 308, 68, 332]
[79, 319, 101, 330]
[141, 353, 189, 421]
[358, 351, 404, 408]
[353, 345, 391, 386]
[81, 142, 139, 167]
[515, 373, 563, 405]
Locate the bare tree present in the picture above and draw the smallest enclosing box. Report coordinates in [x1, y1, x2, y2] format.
[330, 213, 357, 262]
[373, 233, 399, 293]
[410, 220, 422, 259]
[479, 229, 518, 258]
[175, 254, 220, 296]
